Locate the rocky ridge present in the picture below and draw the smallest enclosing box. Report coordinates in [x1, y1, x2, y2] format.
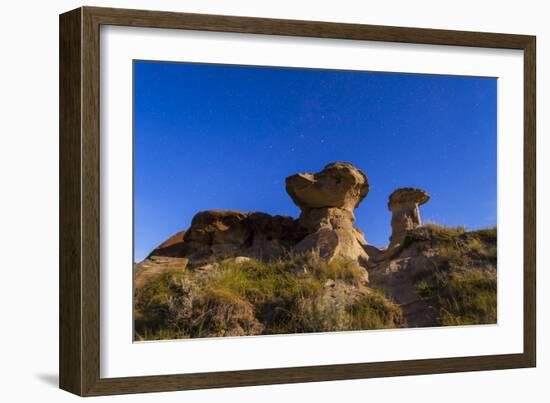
[135, 162, 497, 333]
[139, 162, 385, 271]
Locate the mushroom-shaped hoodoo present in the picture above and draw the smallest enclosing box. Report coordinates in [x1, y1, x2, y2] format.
[286, 162, 369, 214]
[388, 187, 430, 244]
[285, 162, 371, 265]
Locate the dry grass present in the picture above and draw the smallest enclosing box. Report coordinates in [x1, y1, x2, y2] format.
[346, 290, 404, 330]
[134, 253, 401, 340]
[413, 225, 497, 326]
[429, 225, 497, 267]
[437, 269, 497, 326]
[425, 223, 466, 240]
[135, 225, 498, 338]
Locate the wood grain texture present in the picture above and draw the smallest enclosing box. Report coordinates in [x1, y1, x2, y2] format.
[86, 6, 532, 49]
[523, 38, 536, 367]
[85, 354, 532, 396]
[59, 6, 537, 396]
[81, 6, 102, 396]
[59, 8, 82, 396]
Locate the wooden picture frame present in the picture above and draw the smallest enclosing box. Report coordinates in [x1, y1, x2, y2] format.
[59, 6, 536, 396]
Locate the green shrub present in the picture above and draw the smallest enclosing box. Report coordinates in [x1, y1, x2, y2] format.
[415, 279, 435, 298]
[346, 290, 403, 329]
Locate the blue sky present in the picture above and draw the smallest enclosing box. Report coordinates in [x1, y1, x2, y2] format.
[134, 61, 497, 261]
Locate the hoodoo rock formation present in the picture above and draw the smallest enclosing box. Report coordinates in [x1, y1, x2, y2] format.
[139, 162, 430, 282]
[286, 162, 371, 264]
[377, 187, 431, 260]
[389, 188, 430, 238]
[135, 161, 498, 333]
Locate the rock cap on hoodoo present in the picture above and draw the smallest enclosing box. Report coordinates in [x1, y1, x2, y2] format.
[388, 188, 430, 210]
[285, 162, 369, 212]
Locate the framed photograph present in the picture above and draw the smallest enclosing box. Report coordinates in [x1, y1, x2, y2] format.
[59, 6, 536, 396]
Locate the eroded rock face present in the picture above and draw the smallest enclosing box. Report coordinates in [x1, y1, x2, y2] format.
[139, 163, 430, 284]
[368, 255, 437, 327]
[144, 162, 373, 271]
[148, 209, 306, 268]
[286, 162, 371, 264]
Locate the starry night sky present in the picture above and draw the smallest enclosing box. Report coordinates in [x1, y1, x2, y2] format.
[133, 61, 497, 262]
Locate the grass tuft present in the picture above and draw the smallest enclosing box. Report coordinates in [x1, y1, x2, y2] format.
[346, 290, 404, 330]
[412, 224, 497, 326]
[437, 269, 497, 326]
[425, 223, 466, 240]
[135, 253, 400, 339]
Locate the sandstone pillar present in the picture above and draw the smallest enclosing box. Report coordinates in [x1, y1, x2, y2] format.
[379, 187, 430, 260]
[285, 162, 371, 264]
